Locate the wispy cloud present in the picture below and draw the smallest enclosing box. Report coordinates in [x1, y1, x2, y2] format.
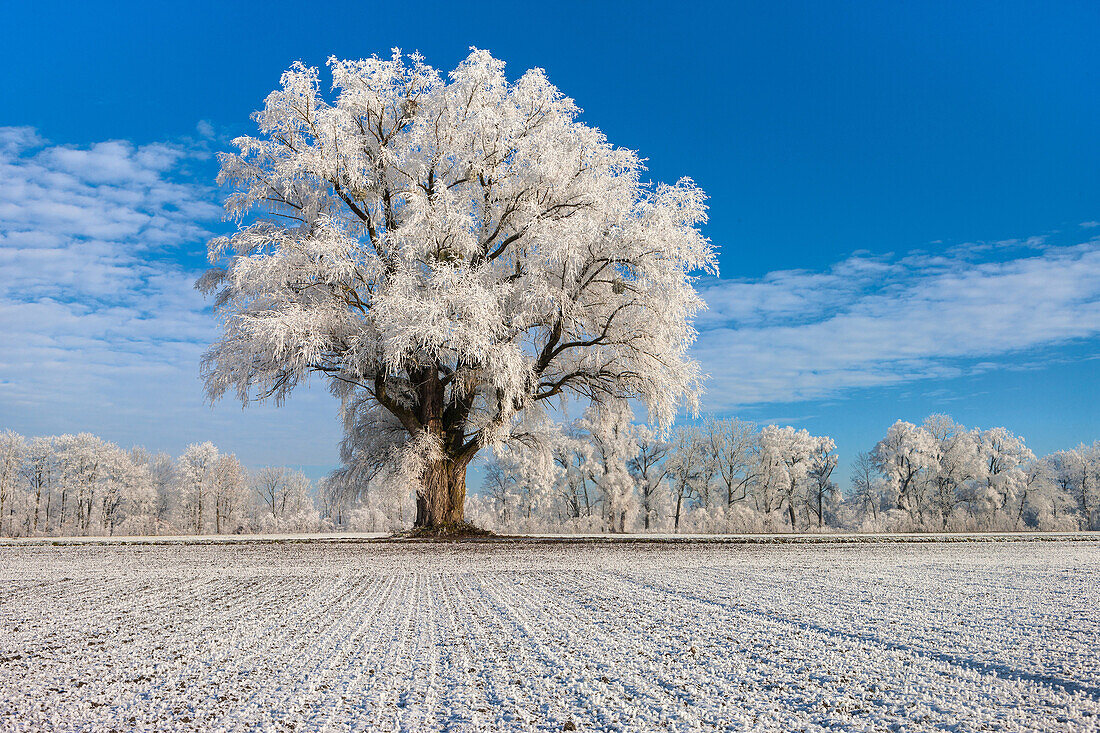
[0, 127, 218, 404]
[694, 236, 1100, 408]
[2, 125, 1096, 459]
[0, 127, 340, 464]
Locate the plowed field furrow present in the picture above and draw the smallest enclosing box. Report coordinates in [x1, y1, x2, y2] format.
[0, 539, 1097, 731]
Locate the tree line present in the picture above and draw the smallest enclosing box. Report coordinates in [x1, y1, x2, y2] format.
[3, 412, 1097, 537]
[0, 432, 321, 537]
[449, 412, 1097, 534]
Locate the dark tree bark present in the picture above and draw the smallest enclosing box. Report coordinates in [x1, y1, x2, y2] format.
[405, 365, 476, 529]
[418, 458, 469, 527]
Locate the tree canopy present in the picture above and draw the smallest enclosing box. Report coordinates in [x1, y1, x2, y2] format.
[198, 48, 716, 528]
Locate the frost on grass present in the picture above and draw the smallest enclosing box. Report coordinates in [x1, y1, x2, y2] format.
[0, 540, 1098, 731]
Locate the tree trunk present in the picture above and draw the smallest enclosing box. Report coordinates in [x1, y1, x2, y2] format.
[405, 363, 470, 530]
[415, 457, 468, 528]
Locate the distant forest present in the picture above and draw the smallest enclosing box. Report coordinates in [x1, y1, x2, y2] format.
[2, 413, 1095, 537]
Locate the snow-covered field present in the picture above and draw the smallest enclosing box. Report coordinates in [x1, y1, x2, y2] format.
[1, 538, 1097, 731]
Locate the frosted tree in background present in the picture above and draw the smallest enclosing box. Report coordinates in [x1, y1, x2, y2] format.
[176, 442, 219, 534]
[0, 431, 24, 536]
[577, 403, 638, 532]
[975, 427, 1034, 529]
[1047, 443, 1100, 530]
[807, 441, 839, 528]
[257, 467, 318, 532]
[252, 466, 321, 532]
[133, 448, 176, 531]
[476, 439, 561, 532]
[873, 420, 936, 524]
[95, 450, 152, 535]
[55, 434, 109, 534]
[198, 49, 715, 529]
[757, 425, 834, 530]
[211, 453, 248, 534]
[666, 427, 705, 532]
[859, 418, 1053, 531]
[705, 417, 758, 514]
[551, 432, 598, 527]
[850, 451, 882, 527]
[629, 425, 672, 530]
[483, 459, 517, 526]
[922, 415, 977, 530]
[23, 437, 56, 534]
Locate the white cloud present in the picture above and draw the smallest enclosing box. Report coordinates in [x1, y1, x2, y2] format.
[0, 127, 342, 466]
[1081, 221, 1100, 229]
[2, 125, 1095, 459]
[695, 240, 1100, 409]
[0, 126, 44, 155]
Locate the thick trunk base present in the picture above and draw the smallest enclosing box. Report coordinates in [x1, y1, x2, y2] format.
[400, 521, 496, 538]
[414, 458, 468, 529]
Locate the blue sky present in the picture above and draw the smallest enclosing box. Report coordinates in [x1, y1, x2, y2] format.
[1, 0, 1098, 480]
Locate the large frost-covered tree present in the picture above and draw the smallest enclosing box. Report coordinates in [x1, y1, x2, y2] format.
[199, 49, 715, 529]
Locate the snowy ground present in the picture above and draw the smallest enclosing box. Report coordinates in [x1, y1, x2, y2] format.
[1, 538, 1097, 731]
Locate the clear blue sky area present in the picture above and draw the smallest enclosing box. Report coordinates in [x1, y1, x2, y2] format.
[1, 0, 1097, 480]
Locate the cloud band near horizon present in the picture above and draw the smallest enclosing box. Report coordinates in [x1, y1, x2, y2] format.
[1, 126, 1098, 460]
